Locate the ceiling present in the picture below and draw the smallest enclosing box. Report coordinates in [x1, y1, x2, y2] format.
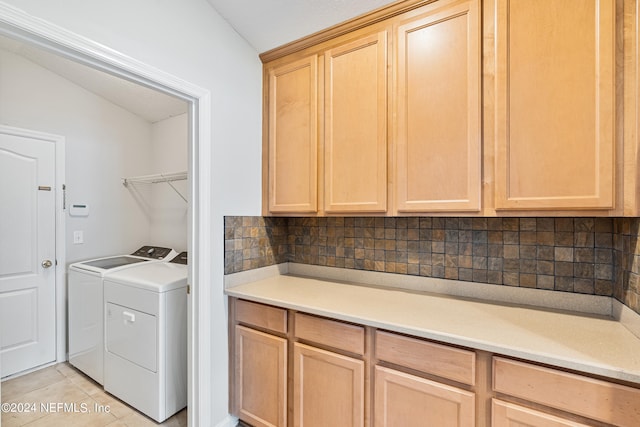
[0, 1, 396, 121]
[206, 0, 398, 53]
[0, 35, 188, 123]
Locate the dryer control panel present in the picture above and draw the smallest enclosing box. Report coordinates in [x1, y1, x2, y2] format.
[131, 246, 174, 260]
[170, 252, 188, 265]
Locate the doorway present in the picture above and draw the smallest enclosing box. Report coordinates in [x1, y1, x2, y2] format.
[0, 6, 213, 426]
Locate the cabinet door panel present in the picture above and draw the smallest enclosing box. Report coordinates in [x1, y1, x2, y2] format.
[396, 0, 481, 212]
[325, 32, 388, 213]
[375, 366, 474, 427]
[268, 56, 318, 213]
[492, 399, 591, 427]
[494, 0, 615, 210]
[235, 326, 287, 427]
[293, 342, 364, 427]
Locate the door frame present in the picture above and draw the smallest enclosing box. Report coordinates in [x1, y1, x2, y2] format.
[0, 4, 214, 426]
[0, 125, 65, 371]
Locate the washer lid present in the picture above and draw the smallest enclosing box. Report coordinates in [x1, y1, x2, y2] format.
[70, 255, 150, 275]
[82, 256, 148, 270]
[105, 262, 187, 292]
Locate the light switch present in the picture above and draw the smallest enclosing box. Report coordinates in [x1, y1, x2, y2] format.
[73, 231, 84, 244]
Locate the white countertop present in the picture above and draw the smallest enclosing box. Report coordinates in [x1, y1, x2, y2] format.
[225, 269, 640, 385]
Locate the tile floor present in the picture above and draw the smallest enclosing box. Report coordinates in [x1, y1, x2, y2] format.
[1, 363, 187, 427]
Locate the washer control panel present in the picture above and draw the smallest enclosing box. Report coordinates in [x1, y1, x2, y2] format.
[131, 246, 174, 260]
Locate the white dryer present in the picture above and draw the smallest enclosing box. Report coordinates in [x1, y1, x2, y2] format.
[103, 252, 188, 423]
[68, 246, 176, 385]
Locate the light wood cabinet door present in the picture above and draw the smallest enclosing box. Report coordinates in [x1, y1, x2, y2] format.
[492, 399, 591, 427]
[375, 366, 475, 427]
[267, 55, 318, 214]
[293, 342, 365, 427]
[324, 32, 388, 213]
[235, 326, 287, 427]
[494, 0, 616, 210]
[395, 0, 481, 213]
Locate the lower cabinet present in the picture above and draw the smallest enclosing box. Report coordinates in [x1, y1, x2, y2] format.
[234, 325, 287, 427]
[492, 399, 590, 427]
[375, 366, 475, 427]
[233, 299, 288, 427]
[230, 298, 640, 427]
[493, 357, 640, 427]
[293, 343, 365, 427]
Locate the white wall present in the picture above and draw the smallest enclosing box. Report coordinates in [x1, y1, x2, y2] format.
[150, 113, 188, 253]
[0, 1, 264, 424]
[0, 48, 155, 264]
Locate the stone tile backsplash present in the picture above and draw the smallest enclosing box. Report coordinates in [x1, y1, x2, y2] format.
[615, 218, 640, 314]
[224, 216, 640, 315]
[224, 217, 288, 272]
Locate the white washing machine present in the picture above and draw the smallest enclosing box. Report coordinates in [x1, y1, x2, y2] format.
[68, 246, 176, 385]
[103, 252, 188, 423]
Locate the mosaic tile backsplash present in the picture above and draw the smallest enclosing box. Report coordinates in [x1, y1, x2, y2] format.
[224, 217, 288, 271]
[224, 216, 640, 315]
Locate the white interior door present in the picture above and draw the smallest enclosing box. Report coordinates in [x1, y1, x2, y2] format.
[0, 129, 57, 378]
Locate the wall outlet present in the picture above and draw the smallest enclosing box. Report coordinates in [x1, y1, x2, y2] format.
[73, 230, 84, 244]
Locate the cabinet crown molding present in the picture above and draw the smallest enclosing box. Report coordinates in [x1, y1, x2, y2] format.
[259, 0, 437, 63]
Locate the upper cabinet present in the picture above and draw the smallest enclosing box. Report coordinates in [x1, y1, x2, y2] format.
[262, 0, 637, 217]
[324, 32, 388, 214]
[265, 56, 318, 214]
[395, 0, 481, 213]
[263, 29, 389, 216]
[492, 0, 616, 211]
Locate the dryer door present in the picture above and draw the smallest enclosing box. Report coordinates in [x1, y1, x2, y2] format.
[106, 302, 157, 372]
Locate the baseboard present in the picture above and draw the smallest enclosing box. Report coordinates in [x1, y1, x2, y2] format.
[214, 414, 239, 427]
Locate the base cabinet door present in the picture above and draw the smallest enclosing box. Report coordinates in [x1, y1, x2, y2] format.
[293, 342, 365, 427]
[375, 366, 475, 427]
[492, 399, 591, 427]
[235, 325, 287, 427]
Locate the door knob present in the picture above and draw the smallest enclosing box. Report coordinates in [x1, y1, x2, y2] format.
[42, 260, 53, 268]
